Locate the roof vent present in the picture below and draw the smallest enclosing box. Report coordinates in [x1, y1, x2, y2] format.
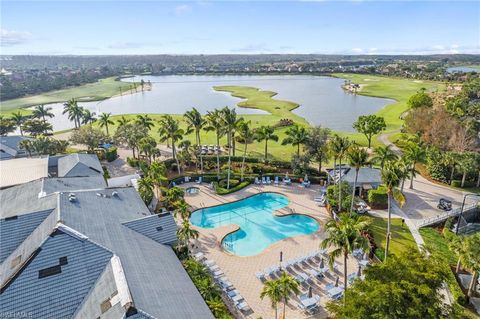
[38, 191, 47, 198]
[112, 191, 119, 198]
[156, 226, 163, 231]
[68, 193, 76, 202]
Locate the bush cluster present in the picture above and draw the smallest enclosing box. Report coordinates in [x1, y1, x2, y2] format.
[368, 186, 388, 208]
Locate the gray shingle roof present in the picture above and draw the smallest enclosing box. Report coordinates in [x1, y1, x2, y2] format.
[0, 136, 30, 159]
[342, 167, 382, 185]
[42, 176, 106, 195]
[0, 227, 113, 319]
[60, 188, 214, 319]
[122, 213, 178, 246]
[57, 153, 103, 177]
[124, 309, 158, 319]
[0, 209, 54, 263]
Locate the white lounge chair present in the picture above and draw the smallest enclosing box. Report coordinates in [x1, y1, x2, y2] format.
[255, 272, 265, 280]
[193, 252, 205, 261]
[274, 176, 279, 186]
[255, 177, 261, 185]
[196, 176, 203, 184]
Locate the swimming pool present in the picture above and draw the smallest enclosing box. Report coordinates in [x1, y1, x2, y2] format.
[190, 193, 319, 256]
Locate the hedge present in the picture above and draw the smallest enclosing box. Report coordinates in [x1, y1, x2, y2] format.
[105, 146, 118, 162]
[215, 180, 252, 195]
[451, 180, 475, 188]
[368, 186, 388, 208]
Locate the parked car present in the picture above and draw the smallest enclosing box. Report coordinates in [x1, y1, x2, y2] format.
[437, 198, 452, 211]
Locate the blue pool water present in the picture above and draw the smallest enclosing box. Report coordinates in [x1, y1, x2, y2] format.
[190, 193, 319, 256]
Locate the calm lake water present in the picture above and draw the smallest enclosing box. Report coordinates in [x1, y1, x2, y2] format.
[42, 75, 393, 132]
[447, 66, 480, 73]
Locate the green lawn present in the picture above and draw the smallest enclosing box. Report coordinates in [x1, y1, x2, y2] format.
[367, 216, 416, 257]
[0, 77, 139, 115]
[331, 73, 446, 132]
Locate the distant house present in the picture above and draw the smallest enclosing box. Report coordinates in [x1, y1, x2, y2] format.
[57, 153, 104, 177]
[0, 136, 32, 160]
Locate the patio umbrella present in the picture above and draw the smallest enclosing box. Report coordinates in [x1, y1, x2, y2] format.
[308, 286, 313, 298]
[357, 264, 362, 277]
[335, 275, 340, 287]
[319, 257, 324, 269]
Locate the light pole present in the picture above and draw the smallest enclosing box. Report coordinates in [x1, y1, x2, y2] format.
[279, 251, 283, 272]
[456, 193, 480, 235]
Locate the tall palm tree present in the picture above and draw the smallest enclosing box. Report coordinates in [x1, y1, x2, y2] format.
[32, 104, 54, 122]
[347, 145, 369, 213]
[281, 125, 308, 156]
[135, 114, 154, 131]
[10, 112, 26, 136]
[260, 279, 282, 319]
[81, 109, 96, 125]
[147, 161, 167, 201]
[255, 125, 279, 160]
[117, 116, 130, 128]
[381, 162, 405, 260]
[397, 156, 411, 193]
[159, 115, 184, 174]
[62, 99, 83, 129]
[98, 112, 114, 135]
[184, 107, 205, 172]
[443, 151, 458, 185]
[221, 107, 241, 190]
[372, 145, 398, 171]
[278, 272, 300, 318]
[330, 135, 351, 212]
[321, 214, 370, 297]
[204, 110, 225, 178]
[177, 219, 199, 255]
[404, 142, 426, 189]
[137, 177, 154, 205]
[237, 120, 254, 181]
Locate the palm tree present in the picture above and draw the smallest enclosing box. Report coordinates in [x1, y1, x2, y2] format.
[117, 116, 130, 128]
[177, 219, 199, 254]
[159, 115, 183, 174]
[321, 214, 370, 297]
[98, 112, 114, 135]
[206, 297, 227, 318]
[221, 107, 241, 190]
[62, 99, 83, 129]
[32, 105, 54, 122]
[196, 277, 220, 301]
[282, 125, 308, 156]
[174, 200, 191, 221]
[381, 162, 405, 260]
[137, 177, 154, 205]
[237, 120, 254, 181]
[278, 272, 300, 318]
[204, 110, 225, 178]
[147, 161, 167, 201]
[135, 114, 154, 131]
[138, 136, 158, 164]
[330, 135, 351, 212]
[255, 125, 279, 160]
[10, 112, 26, 136]
[443, 151, 458, 185]
[458, 152, 476, 188]
[347, 145, 369, 213]
[397, 156, 411, 192]
[81, 109, 96, 125]
[404, 142, 426, 190]
[184, 107, 205, 172]
[19, 139, 33, 157]
[260, 279, 282, 319]
[372, 145, 398, 171]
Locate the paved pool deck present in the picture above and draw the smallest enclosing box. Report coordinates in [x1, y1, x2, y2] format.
[181, 182, 360, 319]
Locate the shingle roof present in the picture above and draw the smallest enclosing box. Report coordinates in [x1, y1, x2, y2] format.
[42, 176, 106, 195]
[57, 153, 103, 177]
[0, 209, 54, 263]
[59, 188, 214, 319]
[124, 309, 158, 319]
[122, 213, 178, 246]
[0, 226, 113, 319]
[342, 167, 382, 185]
[0, 136, 29, 159]
[0, 158, 49, 188]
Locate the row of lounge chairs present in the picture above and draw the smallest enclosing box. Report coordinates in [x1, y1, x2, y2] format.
[193, 252, 251, 313]
[199, 145, 223, 155]
[254, 176, 292, 186]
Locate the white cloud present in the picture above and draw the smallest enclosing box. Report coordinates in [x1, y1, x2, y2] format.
[174, 4, 192, 16]
[351, 48, 364, 53]
[0, 29, 32, 46]
[107, 42, 161, 49]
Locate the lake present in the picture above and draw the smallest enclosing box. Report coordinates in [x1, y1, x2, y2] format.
[42, 75, 393, 132]
[446, 66, 480, 73]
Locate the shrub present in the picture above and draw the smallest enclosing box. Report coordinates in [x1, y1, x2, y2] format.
[368, 186, 388, 209]
[127, 157, 140, 167]
[218, 179, 240, 189]
[451, 180, 474, 188]
[105, 146, 118, 162]
[374, 247, 385, 261]
[215, 180, 251, 195]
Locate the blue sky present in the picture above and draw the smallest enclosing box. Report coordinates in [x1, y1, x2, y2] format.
[1, 1, 479, 55]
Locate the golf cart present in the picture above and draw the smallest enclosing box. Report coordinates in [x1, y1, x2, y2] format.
[437, 198, 452, 211]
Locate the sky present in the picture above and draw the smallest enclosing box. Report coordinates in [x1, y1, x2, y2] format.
[1, 0, 479, 55]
